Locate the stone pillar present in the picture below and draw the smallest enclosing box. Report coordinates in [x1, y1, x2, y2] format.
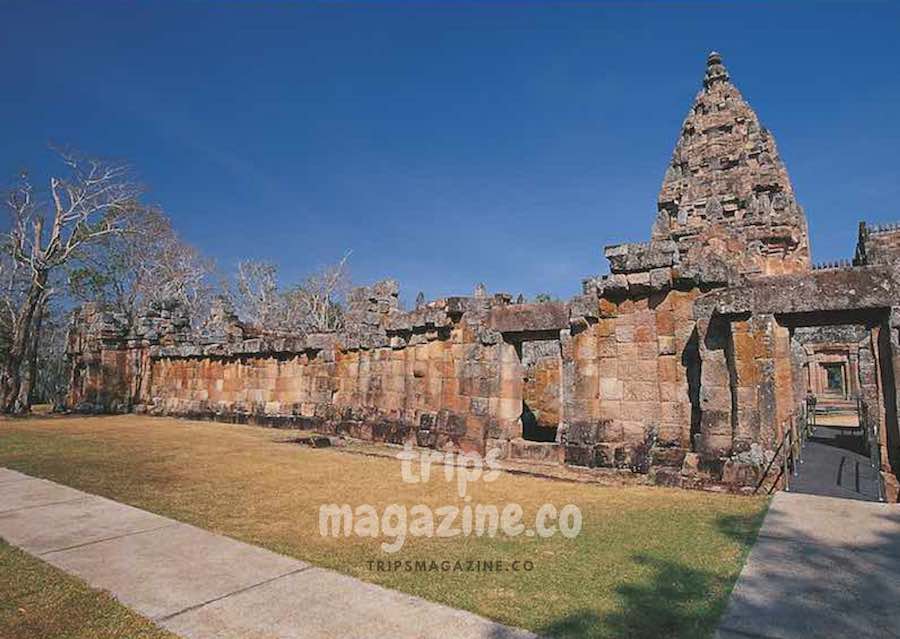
[772, 320, 794, 428]
[696, 316, 733, 459]
[495, 339, 524, 445]
[878, 310, 900, 484]
[731, 318, 759, 452]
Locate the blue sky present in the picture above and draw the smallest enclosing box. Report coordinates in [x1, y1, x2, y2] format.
[2, 1, 899, 303]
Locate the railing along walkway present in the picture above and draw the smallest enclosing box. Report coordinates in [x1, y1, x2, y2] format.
[754, 396, 885, 502]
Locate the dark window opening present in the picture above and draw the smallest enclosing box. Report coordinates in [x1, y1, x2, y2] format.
[824, 363, 845, 394]
[521, 401, 557, 443]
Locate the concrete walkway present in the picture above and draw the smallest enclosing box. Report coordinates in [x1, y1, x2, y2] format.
[790, 427, 881, 501]
[716, 491, 900, 639]
[0, 468, 535, 639]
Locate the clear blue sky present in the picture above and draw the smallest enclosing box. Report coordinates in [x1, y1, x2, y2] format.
[2, 1, 899, 303]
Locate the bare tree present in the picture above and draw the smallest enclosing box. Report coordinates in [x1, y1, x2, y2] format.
[233, 260, 283, 329]
[283, 251, 351, 333]
[69, 208, 215, 327]
[32, 302, 69, 409]
[0, 150, 142, 412]
[230, 252, 351, 335]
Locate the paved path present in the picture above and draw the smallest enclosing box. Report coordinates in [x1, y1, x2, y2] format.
[790, 426, 881, 502]
[0, 468, 535, 639]
[716, 491, 900, 639]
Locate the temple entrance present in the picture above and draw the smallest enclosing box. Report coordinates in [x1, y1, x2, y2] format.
[783, 314, 889, 501]
[823, 362, 846, 396]
[518, 336, 560, 443]
[507, 332, 561, 443]
[790, 397, 883, 501]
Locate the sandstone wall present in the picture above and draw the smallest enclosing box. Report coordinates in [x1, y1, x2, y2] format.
[145, 323, 520, 453]
[67, 280, 717, 481]
[64, 52, 900, 495]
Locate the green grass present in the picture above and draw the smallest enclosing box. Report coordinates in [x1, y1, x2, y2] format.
[0, 415, 768, 638]
[0, 538, 175, 639]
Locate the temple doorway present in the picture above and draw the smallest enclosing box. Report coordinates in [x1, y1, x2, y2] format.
[823, 362, 845, 396]
[785, 315, 890, 501]
[508, 333, 561, 443]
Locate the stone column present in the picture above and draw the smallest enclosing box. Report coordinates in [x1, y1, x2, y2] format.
[879, 310, 900, 481]
[748, 314, 780, 449]
[696, 316, 733, 459]
[730, 318, 759, 452]
[848, 350, 859, 397]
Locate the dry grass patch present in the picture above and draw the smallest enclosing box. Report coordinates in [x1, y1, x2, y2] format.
[0, 538, 174, 639]
[0, 415, 767, 638]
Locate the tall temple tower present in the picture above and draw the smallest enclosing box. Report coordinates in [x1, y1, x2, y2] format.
[652, 52, 811, 277]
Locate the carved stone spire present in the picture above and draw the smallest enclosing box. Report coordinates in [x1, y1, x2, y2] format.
[703, 51, 729, 88]
[653, 52, 811, 276]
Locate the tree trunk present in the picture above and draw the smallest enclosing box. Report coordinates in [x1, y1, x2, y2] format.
[1, 272, 47, 413]
[17, 297, 45, 411]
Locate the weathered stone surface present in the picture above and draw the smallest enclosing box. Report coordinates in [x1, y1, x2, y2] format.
[651, 52, 811, 278]
[695, 266, 900, 318]
[65, 52, 900, 493]
[855, 221, 900, 267]
[604, 241, 679, 274]
[489, 302, 568, 334]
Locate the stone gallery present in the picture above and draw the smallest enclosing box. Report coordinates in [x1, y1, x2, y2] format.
[66, 53, 900, 498]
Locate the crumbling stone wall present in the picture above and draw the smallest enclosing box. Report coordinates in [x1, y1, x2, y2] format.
[66, 52, 900, 496]
[855, 222, 900, 268]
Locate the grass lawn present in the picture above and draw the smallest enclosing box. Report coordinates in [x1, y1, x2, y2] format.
[0, 538, 175, 639]
[0, 415, 768, 638]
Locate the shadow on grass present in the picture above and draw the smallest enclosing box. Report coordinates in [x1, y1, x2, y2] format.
[503, 505, 900, 639]
[527, 555, 734, 639]
[490, 511, 768, 639]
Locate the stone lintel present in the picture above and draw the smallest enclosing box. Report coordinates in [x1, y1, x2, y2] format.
[603, 240, 679, 274]
[489, 302, 568, 334]
[694, 266, 898, 319]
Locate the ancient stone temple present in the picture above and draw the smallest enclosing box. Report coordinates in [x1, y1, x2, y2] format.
[66, 53, 900, 499]
[652, 52, 811, 278]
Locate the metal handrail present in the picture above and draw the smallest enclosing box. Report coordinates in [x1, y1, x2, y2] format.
[753, 430, 787, 495]
[858, 397, 886, 502]
[754, 395, 885, 501]
[753, 398, 815, 495]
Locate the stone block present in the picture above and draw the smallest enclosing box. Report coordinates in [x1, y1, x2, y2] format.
[598, 401, 622, 421]
[621, 419, 650, 442]
[634, 324, 655, 343]
[470, 397, 489, 416]
[658, 335, 676, 356]
[626, 271, 651, 294]
[653, 467, 684, 488]
[566, 421, 604, 446]
[681, 452, 701, 476]
[660, 401, 687, 424]
[509, 439, 561, 463]
[615, 324, 634, 344]
[649, 268, 672, 291]
[721, 459, 758, 486]
[594, 443, 623, 468]
[636, 341, 658, 360]
[657, 421, 688, 447]
[623, 381, 659, 402]
[700, 385, 731, 412]
[496, 397, 521, 423]
[599, 378, 624, 401]
[603, 273, 629, 296]
[564, 444, 595, 467]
